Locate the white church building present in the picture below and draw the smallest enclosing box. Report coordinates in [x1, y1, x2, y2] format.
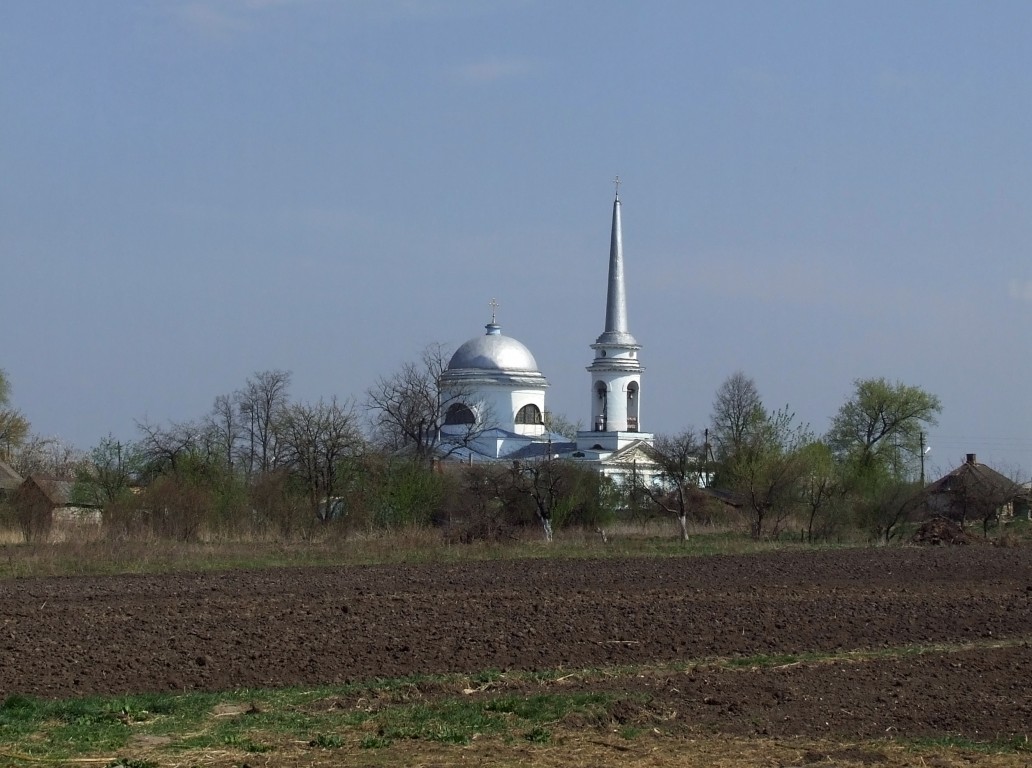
[437, 187, 662, 484]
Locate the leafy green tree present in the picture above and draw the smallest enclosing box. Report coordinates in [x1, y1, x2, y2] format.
[371, 457, 445, 529]
[0, 368, 30, 461]
[854, 478, 923, 543]
[797, 440, 849, 542]
[73, 436, 141, 508]
[553, 462, 619, 533]
[708, 374, 820, 539]
[827, 378, 941, 481]
[724, 406, 814, 539]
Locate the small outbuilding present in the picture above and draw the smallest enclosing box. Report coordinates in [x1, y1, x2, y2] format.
[9, 475, 90, 542]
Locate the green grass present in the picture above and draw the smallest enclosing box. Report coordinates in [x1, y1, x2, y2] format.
[909, 735, 1032, 755]
[0, 690, 219, 761]
[308, 733, 346, 748]
[0, 676, 620, 764]
[5, 638, 1031, 766]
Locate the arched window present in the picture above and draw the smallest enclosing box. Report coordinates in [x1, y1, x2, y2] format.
[595, 382, 608, 431]
[444, 403, 475, 425]
[515, 403, 543, 425]
[627, 381, 640, 432]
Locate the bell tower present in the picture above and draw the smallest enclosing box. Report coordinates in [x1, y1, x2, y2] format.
[577, 180, 651, 453]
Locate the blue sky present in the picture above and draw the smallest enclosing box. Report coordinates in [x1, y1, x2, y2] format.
[2, 0, 1031, 476]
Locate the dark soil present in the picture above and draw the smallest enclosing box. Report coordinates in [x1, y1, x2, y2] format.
[2, 546, 1031, 744]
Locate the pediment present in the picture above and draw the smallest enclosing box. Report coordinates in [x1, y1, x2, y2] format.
[602, 440, 662, 468]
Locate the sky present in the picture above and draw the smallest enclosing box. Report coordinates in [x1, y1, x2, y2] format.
[2, 0, 1031, 478]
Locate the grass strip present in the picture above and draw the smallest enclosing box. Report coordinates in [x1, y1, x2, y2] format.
[2, 636, 1029, 765]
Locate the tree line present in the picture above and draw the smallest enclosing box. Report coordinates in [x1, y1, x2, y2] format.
[0, 361, 613, 542]
[638, 371, 1021, 544]
[3, 358, 1013, 545]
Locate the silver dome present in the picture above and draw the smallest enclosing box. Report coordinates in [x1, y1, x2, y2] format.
[448, 324, 541, 372]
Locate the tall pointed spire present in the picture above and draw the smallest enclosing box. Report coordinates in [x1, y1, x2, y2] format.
[596, 181, 637, 346]
[580, 179, 646, 446]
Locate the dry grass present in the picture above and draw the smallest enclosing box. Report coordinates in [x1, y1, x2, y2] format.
[2, 511, 1021, 580]
[11, 726, 1027, 768]
[0, 516, 814, 579]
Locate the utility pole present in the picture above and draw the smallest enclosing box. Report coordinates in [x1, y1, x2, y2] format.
[919, 430, 926, 485]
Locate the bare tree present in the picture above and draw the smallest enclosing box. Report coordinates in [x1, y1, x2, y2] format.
[11, 434, 82, 480]
[640, 429, 708, 540]
[365, 344, 486, 465]
[856, 480, 922, 544]
[135, 419, 203, 480]
[237, 370, 292, 476]
[965, 473, 1023, 537]
[508, 456, 570, 542]
[205, 393, 244, 472]
[438, 463, 513, 541]
[133, 419, 239, 539]
[710, 371, 766, 464]
[543, 410, 581, 440]
[279, 396, 364, 523]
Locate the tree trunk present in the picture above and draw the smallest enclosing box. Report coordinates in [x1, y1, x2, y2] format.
[677, 514, 689, 541]
[541, 516, 553, 543]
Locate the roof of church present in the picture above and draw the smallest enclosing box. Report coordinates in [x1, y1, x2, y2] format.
[505, 442, 577, 460]
[437, 429, 575, 463]
[447, 323, 542, 374]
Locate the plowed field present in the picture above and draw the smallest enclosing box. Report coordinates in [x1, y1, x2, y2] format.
[2, 546, 1031, 745]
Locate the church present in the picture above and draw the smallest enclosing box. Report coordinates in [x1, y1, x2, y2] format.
[437, 186, 662, 484]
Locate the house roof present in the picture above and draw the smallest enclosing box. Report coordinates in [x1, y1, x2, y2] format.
[923, 454, 1027, 501]
[658, 485, 744, 509]
[23, 475, 75, 506]
[0, 459, 22, 492]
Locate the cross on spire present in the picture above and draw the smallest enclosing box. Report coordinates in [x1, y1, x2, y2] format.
[613, 175, 621, 199]
[489, 297, 498, 323]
